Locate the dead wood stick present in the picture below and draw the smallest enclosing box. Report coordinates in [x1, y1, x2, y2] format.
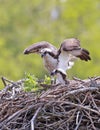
[89, 93, 100, 112]
[46, 118, 66, 128]
[76, 111, 80, 125]
[0, 109, 23, 128]
[85, 111, 96, 130]
[73, 77, 85, 83]
[31, 106, 41, 130]
[54, 101, 100, 115]
[94, 76, 100, 80]
[74, 113, 83, 130]
[0, 103, 43, 129]
[1, 77, 7, 86]
[69, 102, 100, 115]
[1, 77, 21, 87]
[60, 85, 100, 99]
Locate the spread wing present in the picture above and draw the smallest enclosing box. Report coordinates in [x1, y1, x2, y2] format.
[23, 41, 57, 55]
[59, 38, 91, 61]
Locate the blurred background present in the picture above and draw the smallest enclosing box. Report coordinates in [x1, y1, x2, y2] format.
[0, 0, 100, 88]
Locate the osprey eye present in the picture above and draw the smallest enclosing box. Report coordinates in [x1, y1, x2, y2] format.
[41, 52, 46, 57]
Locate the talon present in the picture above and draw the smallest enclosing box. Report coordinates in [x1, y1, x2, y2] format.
[65, 80, 70, 85]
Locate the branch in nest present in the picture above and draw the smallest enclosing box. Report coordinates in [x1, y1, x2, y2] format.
[0, 103, 43, 129]
[75, 112, 83, 130]
[54, 101, 100, 115]
[31, 106, 42, 130]
[60, 85, 100, 99]
[73, 77, 85, 83]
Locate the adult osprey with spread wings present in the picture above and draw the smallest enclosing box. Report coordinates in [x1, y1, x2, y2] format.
[51, 38, 91, 84]
[24, 38, 91, 85]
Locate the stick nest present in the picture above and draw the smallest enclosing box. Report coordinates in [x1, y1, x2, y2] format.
[0, 77, 100, 130]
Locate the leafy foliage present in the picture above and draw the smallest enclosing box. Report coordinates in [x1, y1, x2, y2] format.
[0, 0, 100, 88]
[24, 73, 51, 92]
[43, 75, 52, 85]
[24, 73, 40, 92]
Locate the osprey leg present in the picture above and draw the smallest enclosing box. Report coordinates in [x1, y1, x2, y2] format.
[51, 69, 69, 85]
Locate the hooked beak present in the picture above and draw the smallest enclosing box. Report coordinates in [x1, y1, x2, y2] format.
[41, 53, 46, 58]
[50, 70, 56, 76]
[41, 52, 47, 58]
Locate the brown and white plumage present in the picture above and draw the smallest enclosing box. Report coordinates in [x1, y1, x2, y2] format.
[51, 38, 91, 85]
[24, 40, 77, 85]
[24, 41, 58, 74]
[59, 38, 91, 61]
[23, 39, 91, 85]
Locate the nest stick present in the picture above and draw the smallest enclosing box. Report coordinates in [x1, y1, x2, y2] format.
[31, 106, 41, 130]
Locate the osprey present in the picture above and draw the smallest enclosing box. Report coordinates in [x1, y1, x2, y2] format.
[23, 41, 74, 84]
[23, 41, 58, 84]
[24, 41, 58, 74]
[51, 38, 91, 84]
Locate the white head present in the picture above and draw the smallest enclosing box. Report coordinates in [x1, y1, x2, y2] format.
[40, 48, 52, 57]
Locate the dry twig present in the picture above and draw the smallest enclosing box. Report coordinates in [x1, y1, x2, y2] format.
[31, 106, 41, 130]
